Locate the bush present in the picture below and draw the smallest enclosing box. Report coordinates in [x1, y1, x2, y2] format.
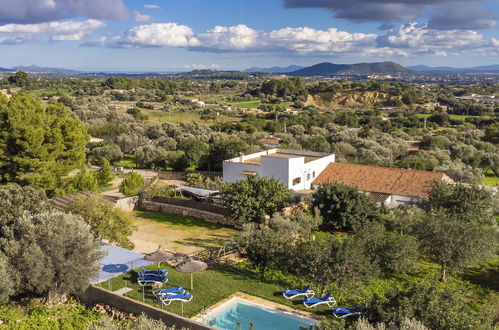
[364, 280, 496, 330]
[96, 158, 114, 185]
[312, 184, 380, 231]
[119, 172, 144, 196]
[69, 195, 137, 249]
[72, 167, 99, 192]
[220, 176, 291, 223]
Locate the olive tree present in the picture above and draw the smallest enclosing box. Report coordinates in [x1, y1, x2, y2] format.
[0, 184, 102, 301]
[68, 195, 137, 249]
[220, 176, 291, 223]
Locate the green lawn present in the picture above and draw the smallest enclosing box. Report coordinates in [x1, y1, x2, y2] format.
[415, 114, 475, 120]
[145, 110, 240, 124]
[96, 255, 498, 322]
[230, 100, 261, 109]
[135, 210, 231, 231]
[482, 169, 499, 187]
[116, 155, 137, 169]
[96, 264, 328, 319]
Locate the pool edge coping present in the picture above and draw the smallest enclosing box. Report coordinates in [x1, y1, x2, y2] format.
[191, 291, 322, 322]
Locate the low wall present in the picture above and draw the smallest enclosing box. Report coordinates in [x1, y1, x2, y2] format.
[115, 196, 139, 211]
[151, 197, 230, 216]
[79, 285, 214, 330]
[140, 201, 237, 227]
[158, 171, 222, 181]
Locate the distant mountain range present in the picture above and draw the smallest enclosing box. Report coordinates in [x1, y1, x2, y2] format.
[12, 65, 82, 74]
[287, 61, 416, 77]
[1, 62, 498, 77]
[244, 65, 305, 73]
[407, 64, 499, 73]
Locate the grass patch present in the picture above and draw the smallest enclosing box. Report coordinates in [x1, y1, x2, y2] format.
[134, 210, 229, 231]
[145, 110, 240, 124]
[96, 256, 498, 321]
[116, 155, 137, 169]
[459, 257, 499, 291]
[415, 114, 477, 120]
[482, 169, 499, 187]
[230, 100, 261, 109]
[0, 300, 100, 329]
[96, 265, 329, 319]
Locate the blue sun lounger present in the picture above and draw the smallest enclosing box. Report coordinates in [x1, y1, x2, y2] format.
[160, 292, 193, 306]
[152, 287, 185, 299]
[332, 308, 361, 318]
[302, 292, 336, 308]
[137, 274, 168, 286]
[282, 285, 315, 299]
[140, 266, 168, 277]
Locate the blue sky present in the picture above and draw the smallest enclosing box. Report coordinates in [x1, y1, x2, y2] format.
[0, 0, 498, 71]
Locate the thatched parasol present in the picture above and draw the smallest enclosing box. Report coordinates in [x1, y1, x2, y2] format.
[144, 250, 174, 268]
[175, 259, 207, 290]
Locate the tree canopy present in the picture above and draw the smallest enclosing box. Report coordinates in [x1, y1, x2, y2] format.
[312, 184, 381, 231]
[119, 172, 145, 196]
[0, 93, 88, 196]
[0, 184, 102, 302]
[68, 195, 136, 249]
[220, 176, 290, 223]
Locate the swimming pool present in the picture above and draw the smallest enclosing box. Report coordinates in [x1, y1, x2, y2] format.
[198, 297, 319, 330]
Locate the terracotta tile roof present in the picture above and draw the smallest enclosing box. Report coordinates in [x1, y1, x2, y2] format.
[312, 162, 446, 198]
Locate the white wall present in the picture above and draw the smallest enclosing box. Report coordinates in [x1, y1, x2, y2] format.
[385, 194, 420, 208]
[223, 150, 335, 190]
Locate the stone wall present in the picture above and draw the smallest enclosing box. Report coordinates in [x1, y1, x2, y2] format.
[151, 197, 230, 216]
[79, 285, 214, 330]
[140, 201, 237, 227]
[115, 196, 139, 211]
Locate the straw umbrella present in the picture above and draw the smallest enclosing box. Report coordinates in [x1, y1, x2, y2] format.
[144, 250, 174, 268]
[175, 259, 207, 290]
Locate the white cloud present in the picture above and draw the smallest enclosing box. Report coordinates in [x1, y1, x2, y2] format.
[0, 19, 105, 43]
[185, 63, 221, 70]
[83, 21, 499, 59]
[133, 10, 150, 22]
[266, 27, 376, 54]
[197, 25, 260, 51]
[377, 22, 489, 56]
[120, 23, 200, 47]
[144, 4, 161, 9]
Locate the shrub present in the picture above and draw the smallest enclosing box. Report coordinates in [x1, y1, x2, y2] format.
[312, 184, 380, 231]
[119, 172, 144, 196]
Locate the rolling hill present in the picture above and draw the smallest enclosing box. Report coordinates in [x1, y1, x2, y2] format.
[408, 64, 499, 73]
[288, 61, 416, 77]
[244, 65, 305, 73]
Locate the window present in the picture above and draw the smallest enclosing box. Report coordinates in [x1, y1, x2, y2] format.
[312, 171, 316, 178]
[240, 171, 257, 176]
[292, 177, 301, 185]
[307, 173, 311, 180]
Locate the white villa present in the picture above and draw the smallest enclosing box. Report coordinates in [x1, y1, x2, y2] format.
[223, 149, 335, 191]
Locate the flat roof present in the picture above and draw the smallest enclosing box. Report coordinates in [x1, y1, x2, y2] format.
[243, 152, 322, 165]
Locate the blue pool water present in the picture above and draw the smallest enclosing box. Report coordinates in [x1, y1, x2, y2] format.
[204, 301, 318, 330]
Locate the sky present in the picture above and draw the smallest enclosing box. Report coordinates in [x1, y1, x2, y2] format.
[0, 0, 498, 71]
